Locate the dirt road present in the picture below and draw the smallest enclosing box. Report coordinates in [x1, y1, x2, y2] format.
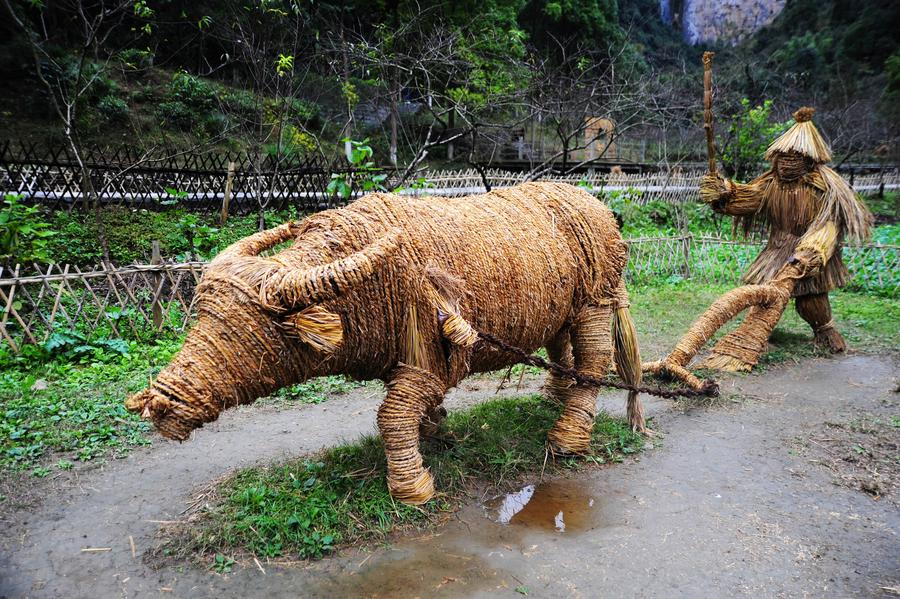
[1, 354, 897, 598]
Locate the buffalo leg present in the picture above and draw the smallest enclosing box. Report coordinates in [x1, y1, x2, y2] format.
[419, 404, 447, 438]
[378, 364, 445, 505]
[544, 328, 573, 404]
[547, 302, 613, 454]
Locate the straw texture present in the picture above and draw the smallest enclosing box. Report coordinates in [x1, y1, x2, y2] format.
[126, 182, 639, 504]
[765, 107, 832, 163]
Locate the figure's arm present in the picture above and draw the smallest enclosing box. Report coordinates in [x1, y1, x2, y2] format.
[790, 220, 839, 278]
[699, 173, 767, 216]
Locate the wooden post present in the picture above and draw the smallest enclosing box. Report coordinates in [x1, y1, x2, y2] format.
[0, 264, 21, 353]
[682, 234, 692, 279]
[220, 161, 236, 226]
[151, 241, 163, 330]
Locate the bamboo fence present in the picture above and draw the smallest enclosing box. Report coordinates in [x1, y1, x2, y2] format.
[3, 140, 897, 212]
[1, 236, 895, 354]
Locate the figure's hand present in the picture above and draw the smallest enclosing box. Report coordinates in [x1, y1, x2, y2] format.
[788, 249, 824, 279]
[699, 174, 728, 205]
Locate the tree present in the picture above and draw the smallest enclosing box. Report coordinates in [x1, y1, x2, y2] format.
[719, 99, 790, 181]
[1, 0, 159, 259]
[203, 0, 325, 230]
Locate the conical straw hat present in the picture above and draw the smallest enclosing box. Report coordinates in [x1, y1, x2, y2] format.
[764, 106, 832, 163]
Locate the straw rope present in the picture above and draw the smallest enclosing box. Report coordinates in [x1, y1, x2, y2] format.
[476, 330, 719, 399]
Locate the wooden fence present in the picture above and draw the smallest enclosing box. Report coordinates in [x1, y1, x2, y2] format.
[0, 140, 355, 213]
[412, 168, 900, 202]
[1, 236, 895, 354]
[3, 141, 898, 213]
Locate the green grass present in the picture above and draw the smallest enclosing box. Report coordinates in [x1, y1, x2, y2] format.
[0, 336, 360, 474]
[630, 281, 899, 362]
[263, 376, 367, 406]
[159, 394, 644, 562]
[864, 191, 898, 222]
[0, 338, 180, 474]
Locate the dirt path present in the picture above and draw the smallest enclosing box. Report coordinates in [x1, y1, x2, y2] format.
[1, 354, 898, 598]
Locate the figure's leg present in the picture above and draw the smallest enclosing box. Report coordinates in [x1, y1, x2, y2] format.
[378, 364, 445, 505]
[547, 302, 613, 455]
[796, 293, 846, 353]
[544, 328, 574, 404]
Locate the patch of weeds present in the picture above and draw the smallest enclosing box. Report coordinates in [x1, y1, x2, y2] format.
[0, 337, 182, 473]
[801, 412, 900, 502]
[212, 553, 234, 573]
[158, 395, 644, 563]
[265, 375, 364, 406]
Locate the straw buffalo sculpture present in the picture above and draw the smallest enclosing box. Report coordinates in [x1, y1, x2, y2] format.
[126, 182, 645, 505]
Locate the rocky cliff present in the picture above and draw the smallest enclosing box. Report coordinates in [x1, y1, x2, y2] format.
[661, 0, 786, 46]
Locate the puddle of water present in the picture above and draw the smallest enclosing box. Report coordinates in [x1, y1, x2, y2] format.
[484, 478, 598, 533]
[308, 546, 500, 598]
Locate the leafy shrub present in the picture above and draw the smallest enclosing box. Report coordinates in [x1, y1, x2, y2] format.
[97, 95, 130, 123]
[327, 138, 387, 200]
[222, 90, 259, 122]
[0, 193, 55, 267]
[157, 71, 218, 131]
[871, 223, 899, 246]
[202, 111, 229, 136]
[45, 208, 285, 267]
[43, 330, 129, 362]
[771, 32, 829, 81]
[268, 124, 318, 157]
[156, 100, 196, 130]
[117, 48, 154, 71]
[78, 62, 120, 101]
[720, 99, 791, 181]
[288, 99, 322, 128]
[176, 214, 219, 260]
[168, 71, 215, 111]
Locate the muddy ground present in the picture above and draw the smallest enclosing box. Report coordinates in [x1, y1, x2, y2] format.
[0, 353, 898, 598]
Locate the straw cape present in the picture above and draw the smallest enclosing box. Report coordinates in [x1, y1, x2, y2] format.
[698, 106, 873, 368]
[125, 182, 644, 505]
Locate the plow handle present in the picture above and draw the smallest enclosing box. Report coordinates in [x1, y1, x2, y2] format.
[703, 51, 717, 177]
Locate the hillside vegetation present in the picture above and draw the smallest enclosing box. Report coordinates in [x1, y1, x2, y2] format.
[0, 0, 895, 166]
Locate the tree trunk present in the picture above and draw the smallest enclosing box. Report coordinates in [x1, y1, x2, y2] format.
[389, 71, 399, 167]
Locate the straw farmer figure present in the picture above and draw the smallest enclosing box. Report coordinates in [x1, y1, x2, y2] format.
[699, 107, 872, 365]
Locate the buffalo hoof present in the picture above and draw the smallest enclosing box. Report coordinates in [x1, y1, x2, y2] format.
[387, 468, 435, 505]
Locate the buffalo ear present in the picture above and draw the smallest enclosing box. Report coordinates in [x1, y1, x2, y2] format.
[282, 305, 344, 354]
